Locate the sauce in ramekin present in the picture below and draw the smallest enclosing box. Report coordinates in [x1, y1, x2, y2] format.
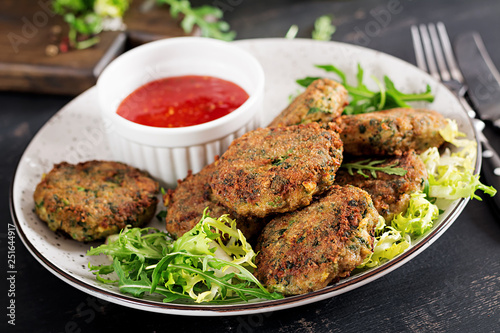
[116, 75, 249, 128]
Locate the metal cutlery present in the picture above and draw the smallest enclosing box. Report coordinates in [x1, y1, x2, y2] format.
[410, 22, 500, 209]
[454, 31, 500, 131]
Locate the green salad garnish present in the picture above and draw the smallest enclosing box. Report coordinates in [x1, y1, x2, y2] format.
[88, 210, 282, 303]
[297, 64, 435, 114]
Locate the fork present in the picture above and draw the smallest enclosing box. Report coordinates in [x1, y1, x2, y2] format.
[411, 22, 500, 204]
[411, 23, 473, 116]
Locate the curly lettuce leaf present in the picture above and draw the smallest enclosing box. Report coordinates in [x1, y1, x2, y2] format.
[358, 222, 410, 268]
[358, 191, 438, 269]
[420, 120, 496, 201]
[391, 192, 440, 237]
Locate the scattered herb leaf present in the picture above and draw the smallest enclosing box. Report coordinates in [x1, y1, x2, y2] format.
[52, 0, 234, 51]
[285, 24, 299, 39]
[156, 210, 167, 221]
[312, 15, 336, 41]
[341, 159, 408, 178]
[158, 0, 235, 41]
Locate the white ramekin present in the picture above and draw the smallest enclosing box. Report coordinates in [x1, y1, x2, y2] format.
[97, 37, 265, 187]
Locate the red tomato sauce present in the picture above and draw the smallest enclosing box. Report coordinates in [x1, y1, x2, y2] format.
[116, 75, 249, 128]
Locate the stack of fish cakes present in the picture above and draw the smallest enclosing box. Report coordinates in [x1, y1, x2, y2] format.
[164, 78, 448, 295]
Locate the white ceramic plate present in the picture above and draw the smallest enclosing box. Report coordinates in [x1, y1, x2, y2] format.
[10, 38, 479, 316]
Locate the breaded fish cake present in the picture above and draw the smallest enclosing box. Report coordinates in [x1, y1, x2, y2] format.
[268, 78, 348, 127]
[255, 185, 379, 296]
[210, 122, 344, 218]
[335, 150, 428, 221]
[33, 160, 159, 242]
[164, 162, 267, 242]
[337, 108, 447, 156]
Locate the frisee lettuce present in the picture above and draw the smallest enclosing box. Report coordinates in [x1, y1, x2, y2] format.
[391, 192, 440, 237]
[358, 193, 436, 269]
[359, 224, 411, 268]
[87, 209, 282, 303]
[423, 120, 496, 201]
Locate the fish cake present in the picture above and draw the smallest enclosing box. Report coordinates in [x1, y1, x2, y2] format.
[268, 78, 348, 127]
[210, 122, 344, 218]
[335, 150, 428, 221]
[33, 160, 159, 242]
[164, 162, 267, 242]
[255, 185, 379, 296]
[337, 108, 447, 156]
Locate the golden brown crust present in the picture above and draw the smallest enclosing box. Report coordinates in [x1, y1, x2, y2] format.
[164, 162, 267, 243]
[33, 160, 159, 242]
[210, 122, 344, 218]
[254, 185, 379, 296]
[337, 108, 447, 156]
[268, 78, 348, 127]
[335, 150, 428, 221]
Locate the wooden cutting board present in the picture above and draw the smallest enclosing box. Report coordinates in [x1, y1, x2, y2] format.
[0, 0, 193, 95]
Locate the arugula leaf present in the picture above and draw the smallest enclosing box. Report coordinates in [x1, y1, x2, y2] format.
[296, 63, 435, 114]
[111, 258, 183, 301]
[341, 159, 408, 178]
[383, 76, 433, 106]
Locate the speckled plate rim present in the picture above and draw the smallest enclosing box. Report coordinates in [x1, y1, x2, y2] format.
[9, 38, 480, 316]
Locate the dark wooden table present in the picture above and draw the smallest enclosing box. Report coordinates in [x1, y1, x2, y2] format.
[3, 0, 500, 332]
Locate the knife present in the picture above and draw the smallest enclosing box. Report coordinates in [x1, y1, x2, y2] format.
[455, 32, 500, 130]
[454, 32, 500, 212]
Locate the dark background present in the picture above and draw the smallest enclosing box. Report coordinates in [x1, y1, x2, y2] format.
[2, 0, 500, 332]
